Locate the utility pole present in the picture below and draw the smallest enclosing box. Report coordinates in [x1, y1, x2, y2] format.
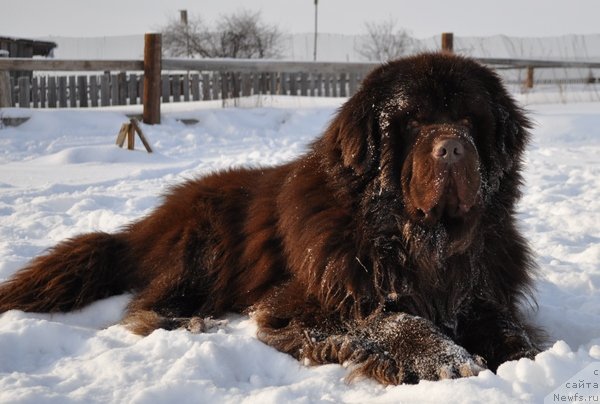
[313, 0, 318, 61]
[180, 9, 191, 58]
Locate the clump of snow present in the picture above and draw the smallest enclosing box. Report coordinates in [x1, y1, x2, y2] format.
[0, 96, 599, 403]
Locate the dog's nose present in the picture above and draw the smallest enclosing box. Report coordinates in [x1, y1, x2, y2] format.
[432, 138, 465, 163]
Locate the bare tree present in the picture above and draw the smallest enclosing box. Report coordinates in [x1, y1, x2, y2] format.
[161, 10, 283, 59]
[356, 19, 414, 62]
[161, 16, 210, 58]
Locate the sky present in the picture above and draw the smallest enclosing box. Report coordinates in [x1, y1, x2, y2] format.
[1, 0, 599, 39]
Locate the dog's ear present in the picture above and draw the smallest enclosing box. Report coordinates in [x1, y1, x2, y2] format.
[494, 95, 531, 162]
[480, 69, 532, 167]
[478, 72, 533, 199]
[324, 96, 378, 175]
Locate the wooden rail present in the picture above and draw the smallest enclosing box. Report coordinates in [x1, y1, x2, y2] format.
[2, 32, 600, 116]
[4, 57, 600, 73]
[0, 59, 143, 71]
[162, 59, 376, 74]
[477, 58, 600, 69]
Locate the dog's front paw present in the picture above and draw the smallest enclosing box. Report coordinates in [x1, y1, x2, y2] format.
[351, 312, 487, 384]
[338, 313, 487, 384]
[415, 344, 487, 381]
[344, 342, 485, 385]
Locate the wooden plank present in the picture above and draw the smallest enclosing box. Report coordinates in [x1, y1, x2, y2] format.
[138, 78, 144, 105]
[89, 75, 98, 107]
[161, 74, 170, 103]
[77, 75, 88, 107]
[339, 72, 347, 97]
[116, 123, 128, 147]
[332, 74, 338, 97]
[277, 73, 284, 95]
[238, 73, 246, 97]
[314, 73, 322, 97]
[221, 72, 229, 100]
[128, 73, 137, 104]
[208, 74, 215, 100]
[282, 73, 289, 95]
[31, 77, 39, 108]
[58, 76, 67, 107]
[289, 73, 297, 95]
[213, 73, 221, 100]
[235, 72, 242, 98]
[201, 73, 210, 100]
[222, 72, 230, 99]
[300, 72, 309, 96]
[48, 76, 57, 108]
[18, 76, 30, 108]
[271, 73, 278, 95]
[111, 73, 119, 106]
[257, 73, 265, 95]
[40, 76, 47, 107]
[7, 56, 600, 75]
[118, 72, 127, 105]
[241, 73, 251, 96]
[0, 71, 11, 108]
[265, 73, 272, 95]
[0, 59, 143, 71]
[130, 118, 153, 153]
[68, 75, 77, 107]
[161, 59, 377, 74]
[253, 73, 260, 95]
[11, 77, 16, 107]
[348, 72, 357, 96]
[183, 74, 190, 101]
[264, 73, 271, 95]
[231, 72, 240, 98]
[191, 73, 200, 101]
[262, 73, 270, 95]
[100, 72, 110, 106]
[172, 74, 181, 102]
[324, 74, 331, 97]
[127, 123, 135, 150]
[164, 57, 600, 70]
[281, 73, 288, 95]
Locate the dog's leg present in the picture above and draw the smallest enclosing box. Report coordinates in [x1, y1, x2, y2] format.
[458, 302, 542, 371]
[120, 270, 212, 335]
[254, 291, 485, 385]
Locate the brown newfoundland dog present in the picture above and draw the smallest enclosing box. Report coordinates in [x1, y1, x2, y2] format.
[0, 53, 541, 384]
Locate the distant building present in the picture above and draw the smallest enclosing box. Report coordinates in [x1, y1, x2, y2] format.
[0, 36, 57, 80]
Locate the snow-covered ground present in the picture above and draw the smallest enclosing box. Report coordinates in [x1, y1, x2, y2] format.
[0, 96, 598, 403]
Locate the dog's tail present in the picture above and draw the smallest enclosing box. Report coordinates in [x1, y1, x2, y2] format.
[0, 232, 135, 313]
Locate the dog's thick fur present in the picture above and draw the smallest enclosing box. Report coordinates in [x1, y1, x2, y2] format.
[0, 53, 541, 384]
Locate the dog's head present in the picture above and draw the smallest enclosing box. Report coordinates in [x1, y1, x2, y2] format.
[323, 53, 531, 254]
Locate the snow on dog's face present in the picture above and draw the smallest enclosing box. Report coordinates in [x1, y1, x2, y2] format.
[325, 53, 531, 257]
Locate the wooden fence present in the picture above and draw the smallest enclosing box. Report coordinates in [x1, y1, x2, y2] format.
[3, 32, 600, 124]
[2, 61, 375, 109]
[5, 59, 600, 111]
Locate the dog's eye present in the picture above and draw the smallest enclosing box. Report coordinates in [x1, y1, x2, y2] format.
[407, 119, 421, 129]
[458, 118, 472, 127]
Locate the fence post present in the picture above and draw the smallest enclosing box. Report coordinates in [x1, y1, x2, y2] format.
[441, 32, 454, 53]
[0, 50, 11, 107]
[526, 66, 534, 88]
[143, 33, 161, 125]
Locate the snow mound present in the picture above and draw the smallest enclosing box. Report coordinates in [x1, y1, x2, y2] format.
[37, 145, 173, 165]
